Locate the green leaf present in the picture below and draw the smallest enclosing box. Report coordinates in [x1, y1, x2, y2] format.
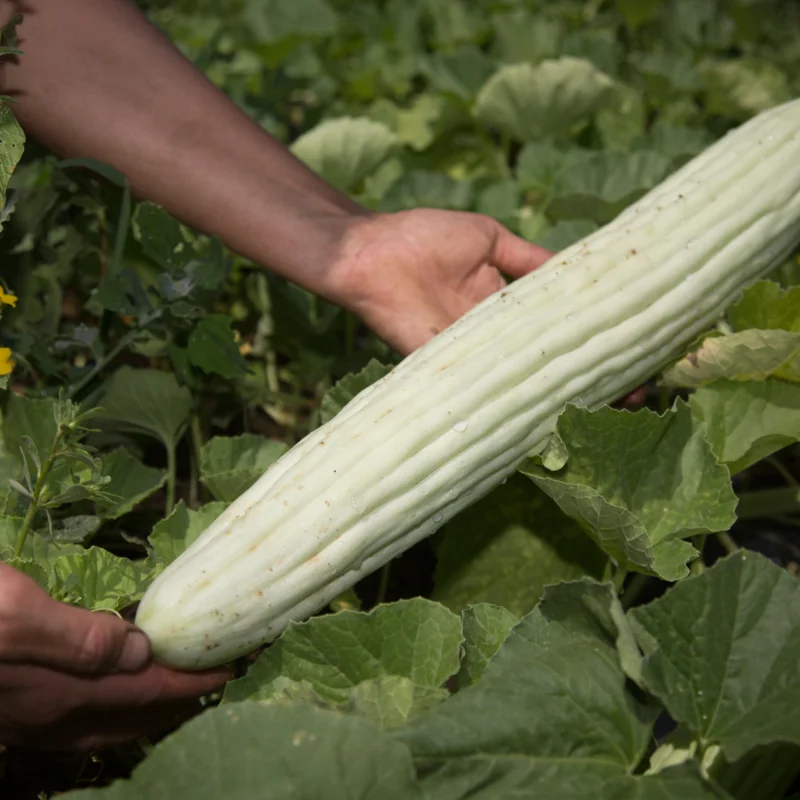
[700, 58, 792, 118]
[536, 218, 599, 251]
[633, 123, 713, 166]
[60, 703, 422, 800]
[633, 52, 703, 103]
[457, 603, 518, 686]
[291, 117, 397, 193]
[50, 547, 155, 611]
[490, 10, 563, 65]
[0, 102, 25, 216]
[243, 0, 337, 47]
[476, 179, 519, 227]
[422, 45, 495, 103]
[99, 367, 193, 450]
[595, 85, 648, 149]
[91, 269, 151, 318]
[520, 403, 737, 581]
[348, 677, 450, 730]
[515, 140, 565, 194]
[663, 329, 800, 386]
[133, 203, 193, 274]
[149, 500, 228, 566]
[618, 0, 663, 31]
[0, 394, 75, 498]
[1, 393, 56, 472]
[396, 580, 664, 797]
[379, 170, 473, 212]
[549, 149, 672, 223]
[223, 598, 462, 728]
[37, 514, 101, 545]
[630, 551, 800, 762]
[730, 280, 800, 333]
[394, 94, 449, 152]
[0, 516, 83, 567]
[199, 434, 287, 503]
[475, 58, 616, 142]
[433, 476, 606, 616]
[96, 447, 167, 519]
[319, 359, 393, 424]
[187, 314, 248, 379]
[689, 379, 800, 474]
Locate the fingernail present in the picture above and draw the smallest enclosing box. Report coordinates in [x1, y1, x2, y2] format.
[117, 631, 151, 672]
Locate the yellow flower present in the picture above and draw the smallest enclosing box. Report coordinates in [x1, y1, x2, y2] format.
[0, 288, 17, 307]
[0, 347, 14, 376]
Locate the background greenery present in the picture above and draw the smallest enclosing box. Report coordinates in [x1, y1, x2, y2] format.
[1, 0, 800, 797]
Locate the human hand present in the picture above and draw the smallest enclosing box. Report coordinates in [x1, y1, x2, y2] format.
[327, 209, 553, 355]
[0, 564, 229, 752]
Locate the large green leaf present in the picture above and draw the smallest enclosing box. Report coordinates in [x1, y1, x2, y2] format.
[199, 434, 287, 502]
[490, 10, 563, 65]
[700, 58, 792, 118]
[149, 500, 227, 565]
[242, 0, 337, 46]
[224, 598, 462, 728]
[96, 447, 166, 519]
[664, 329, 800, 386]
[291, 117, 397, 193]
[99, 367, 193, 450]
[633, 52, 702, 103]
[61, 703, 422, 800]
[433, 476, 606, 616]
[396, 581, 681, 798]
[187, 314, 248, 379]
[422, 45, 495, 103]
[730, 280, 800, 333]
[319, 359, 393, 424]
[688, 379, 800, 475]
[595, 84, 648, 149]
[548, 148, 672, 223]
[379, 169, 473, 212]
[630, 551, 800, 762]
[132, 203, 193, 275]
[49, 547, 155, 611]
[456, 603, 518, 686]
[0, 517, 151, 610]
[520, 403, 737, 581]
[474, 57, 616, 141]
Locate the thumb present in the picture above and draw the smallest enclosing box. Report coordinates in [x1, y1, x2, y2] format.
[490, 223, 553, 279]
[0, 564, 150, 675]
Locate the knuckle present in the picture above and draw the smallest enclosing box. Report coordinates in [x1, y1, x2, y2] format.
[74, 619, 119, 673]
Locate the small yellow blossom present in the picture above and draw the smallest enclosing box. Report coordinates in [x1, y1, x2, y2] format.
[0, 289, 17, 307]
[0, 347, 14, 376]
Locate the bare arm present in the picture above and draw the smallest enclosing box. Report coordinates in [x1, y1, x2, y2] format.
[0, 0, 550, 355]
[0, 0, 366, 299]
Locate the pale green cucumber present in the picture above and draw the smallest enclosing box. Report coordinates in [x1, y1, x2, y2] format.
[136, 99, 800, 670]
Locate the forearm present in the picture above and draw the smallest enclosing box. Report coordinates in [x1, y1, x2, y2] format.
[0, 0, 367, 298]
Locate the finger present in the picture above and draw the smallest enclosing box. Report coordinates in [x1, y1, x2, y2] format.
[77, 662, 231, 710]
[0, 564, 150, 674]
[0, 660, 229, 750]
[490, 224, 553, 279]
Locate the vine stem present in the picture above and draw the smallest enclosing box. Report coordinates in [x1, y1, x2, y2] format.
[14, 430, 65, 558]
[165, 443, 177, 518]
[189, 415, 205, 508]
[67, 309, 164, 400]
[716, 531, 739, 555]
[376, 563, 391, 605]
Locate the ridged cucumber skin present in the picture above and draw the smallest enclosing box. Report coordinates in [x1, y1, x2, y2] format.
[136, 99, 800, 670]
